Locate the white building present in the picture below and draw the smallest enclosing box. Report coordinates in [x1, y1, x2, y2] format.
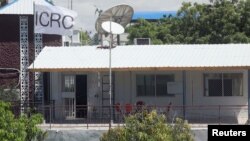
[29, 44, 250, 124]
[62, 29, 81, 46]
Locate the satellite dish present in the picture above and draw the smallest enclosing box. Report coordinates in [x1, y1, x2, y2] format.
[95, 4, 134, 34]
[101, 21, 125, 34]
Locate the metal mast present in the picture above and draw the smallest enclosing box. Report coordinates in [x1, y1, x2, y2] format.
[20, 16, 29, 113]
[34, 33, 44, 106]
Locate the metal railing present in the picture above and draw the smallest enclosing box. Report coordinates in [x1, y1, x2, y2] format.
[9, 102, 249, 128]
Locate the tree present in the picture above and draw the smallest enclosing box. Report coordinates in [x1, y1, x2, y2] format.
[91, 33, 100, 45]
[126, 0, 250, 44]
[127, 19, 164, 44]
[0, 101, 26, 141]
[0, 101, 46, 141]
[0, 0, 7, 6]
[100, 110, 194, 141]
[80, 31, 91, 45]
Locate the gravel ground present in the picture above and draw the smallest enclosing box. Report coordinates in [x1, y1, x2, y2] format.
[44, 129, 207, 141]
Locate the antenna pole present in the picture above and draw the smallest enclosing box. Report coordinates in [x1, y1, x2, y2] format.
[70, 0, 73, 46]
[71, 0, 73, 10]
[109, 19, 113, 129]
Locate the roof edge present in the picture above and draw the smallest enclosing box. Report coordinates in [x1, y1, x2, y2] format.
[0, 0, 18, 12]
[28, 66, 250, 72]
[0, 0, 53, 15]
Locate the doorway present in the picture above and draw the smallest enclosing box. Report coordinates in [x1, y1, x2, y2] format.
[75, 75, 87, 118]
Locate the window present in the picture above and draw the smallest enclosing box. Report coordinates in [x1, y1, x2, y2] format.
[136, 74, 174, 96]
[137, 75, 155, 96]
[64, 41, 70, 47]
[62, 75, 75, 92]
[204, 73, 243, 96]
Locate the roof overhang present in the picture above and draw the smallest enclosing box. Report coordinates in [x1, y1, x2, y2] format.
[29, 66, 250, 72]
[29, 44, 250, 72]
[0, 0, 52, 15]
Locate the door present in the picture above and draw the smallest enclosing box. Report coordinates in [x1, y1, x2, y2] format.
[64, 98, 75, 118]
[76, 75, 87, 118]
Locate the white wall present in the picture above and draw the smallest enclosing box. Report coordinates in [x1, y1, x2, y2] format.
[114, 70, 248, 124]
[49, 70, 249, 123]
[50, 72, 101, 120]
[185, 70, 248, 124]
[185, 70, 248, 106]
[50, 72, 63, 120]
[115, 71, 183, 106]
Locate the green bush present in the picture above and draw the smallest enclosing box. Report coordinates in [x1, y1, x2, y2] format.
[171, 118, 194, 141]
[0, 101, 46, 141]
[101, 127, 126, 141]
[100, 110, 194, 141]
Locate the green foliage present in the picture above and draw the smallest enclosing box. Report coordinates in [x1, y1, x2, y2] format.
[127, 0, 250, 44]
[171, 118, 194, 141]
[20, 113, 45, 141]
[80, 31, 91, 45]
[100, 110, 194, 141]
[0, 101, 26, 141]
[0, 0, 7, 7]
[101, 127, 127, 141]
[0, 101, 46, 141]
[91, 33, 100, 45]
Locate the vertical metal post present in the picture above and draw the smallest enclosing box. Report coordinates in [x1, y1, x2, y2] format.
[34, 33, 44, 107]
[49, 103, 52, 129]
[248, 70, 250, 123]
[109, 20, 113, 129]
[219, 105, 221, 125]
[182, 71, 186, 119]
[20, 16, 29, 113]
[71, 0, 73, 10]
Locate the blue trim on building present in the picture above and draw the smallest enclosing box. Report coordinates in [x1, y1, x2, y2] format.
[132, 11, 177, 20]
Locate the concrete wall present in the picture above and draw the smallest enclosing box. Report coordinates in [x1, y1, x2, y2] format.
[114, 70, 248, 123]
[185, 70, 248, 124]
[115, 71, 183, 106]
[50, 72, 102, 120]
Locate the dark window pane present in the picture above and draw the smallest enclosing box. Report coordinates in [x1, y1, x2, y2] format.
[144, 75, 155, 96]
[224, 79, 232, 96]
[136, 75, 155, 96]
[208, 79, 222, 96]
[205, 73, 243, 97]
[136, 75, 145, 96]
[156, 75, 174, 96]
[224, 73, 243, 96]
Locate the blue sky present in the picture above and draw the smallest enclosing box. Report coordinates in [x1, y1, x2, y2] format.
[53, 0, 209, 34]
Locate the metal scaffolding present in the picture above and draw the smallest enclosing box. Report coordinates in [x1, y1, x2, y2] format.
[20, 16, 29, 113]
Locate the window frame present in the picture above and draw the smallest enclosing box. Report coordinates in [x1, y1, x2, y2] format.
[203, 72, 243, 97]
[136, 74, 175, 97]
[62, 74, 75, 92]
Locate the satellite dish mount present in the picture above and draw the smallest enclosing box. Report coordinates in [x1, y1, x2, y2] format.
[96, 4, 133, 129]
[101, 20, 124, 128]
[95, 4, 134, 46]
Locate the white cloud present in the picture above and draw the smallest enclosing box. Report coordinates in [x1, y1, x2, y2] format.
[53, 0, 209, 34]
